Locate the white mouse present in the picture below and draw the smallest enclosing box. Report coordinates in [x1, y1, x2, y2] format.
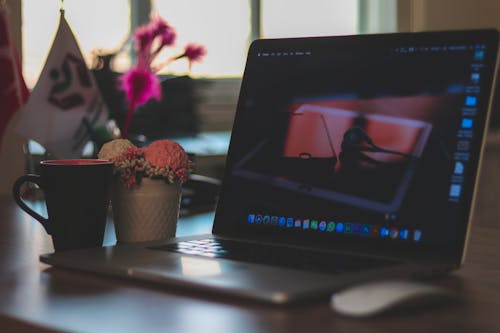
[331, 280, 456, 317]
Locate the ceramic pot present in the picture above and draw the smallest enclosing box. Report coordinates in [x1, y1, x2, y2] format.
[111, 177, 181, 243]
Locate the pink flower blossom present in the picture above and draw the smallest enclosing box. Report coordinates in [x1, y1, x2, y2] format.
[182, 43, 207, 64]
[175, 168, 188, 183]
[133, 25, 155, 51]
[110, 146, 147, 188]
[150, 15, 176, 47]
[121, 169, 137, 188]
[119, 14, 205, 139]
[159, 27, 176, 47]
[119, 67, 162, 107]
[144, 140, 190, 181]
[100, 139, 191, 185]
[150, 14, 169, 34]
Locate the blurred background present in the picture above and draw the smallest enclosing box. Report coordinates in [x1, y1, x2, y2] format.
[2, 0, 500, 196]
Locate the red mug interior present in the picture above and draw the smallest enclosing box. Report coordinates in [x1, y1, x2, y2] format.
[41, 159, 112, 166]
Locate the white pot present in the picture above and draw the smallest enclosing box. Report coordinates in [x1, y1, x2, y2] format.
[111, 177, 181, 243]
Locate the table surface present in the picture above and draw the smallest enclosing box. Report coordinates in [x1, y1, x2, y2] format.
[2, 138, 500, 333]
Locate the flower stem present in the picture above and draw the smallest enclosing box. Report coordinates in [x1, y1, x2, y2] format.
[123, 100, 135, 139]
[152, 56, 176, 73]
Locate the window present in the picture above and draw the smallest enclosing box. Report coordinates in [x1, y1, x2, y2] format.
[153, 0, 251, 77]
[22, 0, 130, 88]
[22, 0, 375, 86]
[19, 0, 397, 156]
[261, 0, 358, 38]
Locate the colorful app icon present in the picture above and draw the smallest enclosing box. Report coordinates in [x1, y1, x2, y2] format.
[255, 215, 263, 224]
[327, 222, 335, 232]
[247, 214, 255, 223]
[380, 227, 389, 238]
[465, 96, 477, 107]
[344, 223, 352, 234]
[302, 219, 310, 229]
[449, 184, 462, 198]
[294, 219, 302, 228]
[371, 225, 380, 237]
[336, 222, 344, 233]
[319, 221, 327, 231]
[454, 161, 464, 175]
[278, 217, 286, 227]
[461, 118, 474, 128]
[271, 216, 278, 225]
[399, 229, 409, 240]
[311, 220, 318, 230]
[413, 230, 423, 242]
[286, 218, 294, 227]
[474, 49, 485, 61]
[263, 215, 271, 224]
[471, 72, 480, 83]
[389, 227, 399, 239]
[352, 224, 362, 235]
[361, 224, 371, 236]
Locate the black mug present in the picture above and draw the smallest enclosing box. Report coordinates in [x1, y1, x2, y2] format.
[12, 159, 114, 252]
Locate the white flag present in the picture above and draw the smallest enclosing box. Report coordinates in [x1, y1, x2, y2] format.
[17, 10, 108, 158]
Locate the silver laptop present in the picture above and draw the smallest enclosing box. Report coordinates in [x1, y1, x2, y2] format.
[41, 30, 499, 304]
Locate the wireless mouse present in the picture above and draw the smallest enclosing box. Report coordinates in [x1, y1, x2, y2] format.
[331, 280, 456, 317]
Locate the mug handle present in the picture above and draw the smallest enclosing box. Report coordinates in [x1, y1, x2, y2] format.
[12, 174, 51, 234]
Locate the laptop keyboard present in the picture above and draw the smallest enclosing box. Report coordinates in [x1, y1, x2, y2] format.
[149, 238, 397, 274]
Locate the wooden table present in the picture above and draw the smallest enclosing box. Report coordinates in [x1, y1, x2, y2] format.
[2, 138, 500, 333]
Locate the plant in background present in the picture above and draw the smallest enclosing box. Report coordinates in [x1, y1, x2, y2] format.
[98, 138, 192, 188]
[119, 14, 206, 138]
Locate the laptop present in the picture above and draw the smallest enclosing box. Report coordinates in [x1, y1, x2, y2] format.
[41, 30, 499, 304]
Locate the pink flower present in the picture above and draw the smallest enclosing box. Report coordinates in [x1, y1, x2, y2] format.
[144, 140, 190, 181]
[150, 15, 176, 47]
[159, 27, 176, 47]
[150, 14, 169, 34]
[175, 168, 188, 183]
[119, 14, 205, 139]
[111, 146, 147, 188]
[119, 67, 161, 107]
[100, 139, 191, 185]
[182, 43, 206, 64]
[121, 169, 137, 188]
[134, 25, 155, 51]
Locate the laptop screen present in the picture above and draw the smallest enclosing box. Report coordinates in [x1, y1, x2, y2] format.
[214, 30, 499, 261]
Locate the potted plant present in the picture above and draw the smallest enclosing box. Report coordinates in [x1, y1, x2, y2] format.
[99, 138, 191, 242]
[96, 14, 205, 242]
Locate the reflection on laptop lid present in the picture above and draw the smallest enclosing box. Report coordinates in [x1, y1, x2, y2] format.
[214, 30, 499, 263]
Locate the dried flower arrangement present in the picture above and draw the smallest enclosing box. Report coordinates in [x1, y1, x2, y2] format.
[98, 138, 192, 188]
